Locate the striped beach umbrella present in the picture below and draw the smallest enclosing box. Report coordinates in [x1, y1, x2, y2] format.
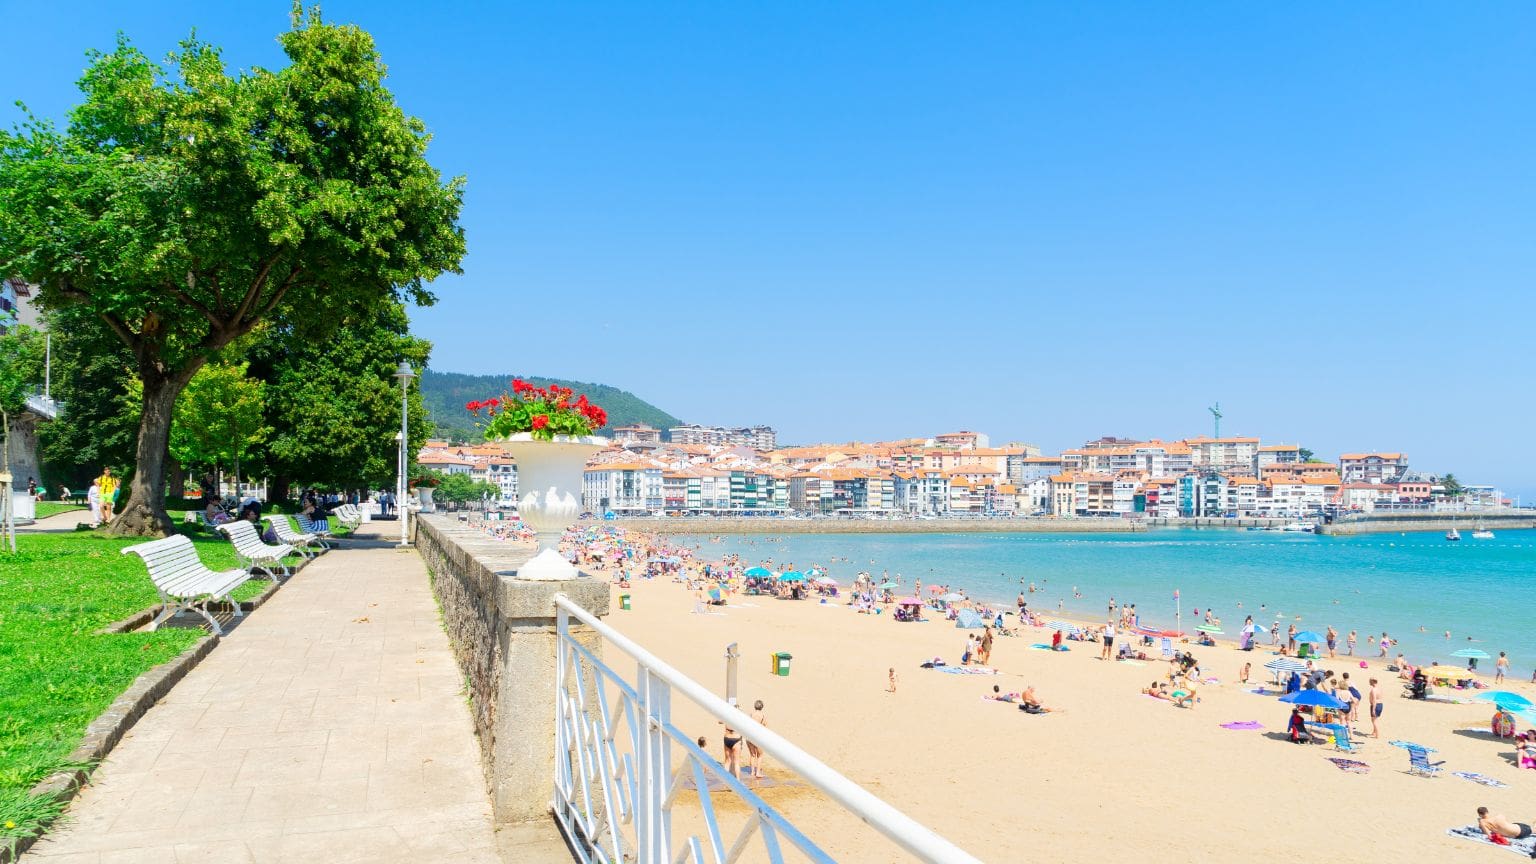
[1046, 620, 1081, 634]
[1196, 624, 1224, 634]
[1452, 648, 1492, 659]
[1264, 658, 1308, 678]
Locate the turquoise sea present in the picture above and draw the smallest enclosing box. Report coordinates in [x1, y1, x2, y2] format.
[674, 528, 1536, 674]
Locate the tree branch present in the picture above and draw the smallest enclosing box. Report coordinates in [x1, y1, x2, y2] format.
[167, 272, 224, 331]
[234, 252, 285, 324]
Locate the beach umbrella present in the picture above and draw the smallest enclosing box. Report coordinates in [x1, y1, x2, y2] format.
[896, 597, 923, 606]
[1292, 630, 1323, 644]
[1196, 624, 1224, 634]
[1452, 648, 1492, 660]
[1388, 740, 1437, 752]
[927, 585, 944, 594]
[1279, 690, 1346, 710]
[744, 566, 772, 578]
[1263, 658, 1308, 675]
[1046, 620, 1081, 634]
[1422, 665, 1479, 679]
[1131, 625, 1182, 638]
[876, 581, 899, 590]
[815, 576, 838, 585]
[778, 571, 806, 582]
[941, 593, 966, 602]
[1475, 691, 1533, 709]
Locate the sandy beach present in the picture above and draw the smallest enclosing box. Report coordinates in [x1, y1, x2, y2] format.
[591, 546, 1536, 862]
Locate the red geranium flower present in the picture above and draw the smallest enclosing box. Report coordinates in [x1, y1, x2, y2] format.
[532, 414, 550, 430]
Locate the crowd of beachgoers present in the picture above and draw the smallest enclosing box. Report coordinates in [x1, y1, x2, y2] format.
[465, 515, 1536, 852]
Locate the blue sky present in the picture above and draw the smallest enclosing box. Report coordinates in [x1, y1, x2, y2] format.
[5, 3, 1535, 495]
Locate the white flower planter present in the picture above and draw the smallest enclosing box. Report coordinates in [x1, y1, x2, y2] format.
[417, 487, 436, 513]
[494, 433, 608, 580]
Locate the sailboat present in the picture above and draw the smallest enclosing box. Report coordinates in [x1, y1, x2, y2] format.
[1472, 518, 1494, 540]
[1445, 528, 1462, 542]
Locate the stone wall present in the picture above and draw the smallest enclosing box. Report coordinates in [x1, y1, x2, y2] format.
[1319, 511, 1536, 536]
[414, 514, 610, 824]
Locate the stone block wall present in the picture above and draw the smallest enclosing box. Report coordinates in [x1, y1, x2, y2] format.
[414, 514, 610, 824]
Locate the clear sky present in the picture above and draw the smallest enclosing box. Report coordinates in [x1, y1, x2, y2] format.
[5, 3, 1535, 495]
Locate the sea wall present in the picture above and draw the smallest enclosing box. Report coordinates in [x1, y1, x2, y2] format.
[615, 516, 1146, 534]
[1318, 512, 1536, 536]
[414, 514, 609, 824]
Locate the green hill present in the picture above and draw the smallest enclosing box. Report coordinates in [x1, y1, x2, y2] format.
[420, 369, 684, 442]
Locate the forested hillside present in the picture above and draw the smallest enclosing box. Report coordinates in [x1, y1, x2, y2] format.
[420, 369, 683, 442]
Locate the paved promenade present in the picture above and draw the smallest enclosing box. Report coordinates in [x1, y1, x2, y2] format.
[24, 522, 537, 863]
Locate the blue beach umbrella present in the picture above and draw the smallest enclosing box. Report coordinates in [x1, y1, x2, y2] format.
[1279, 690, 1345, 710]
[778, 571, 806, 582]
[1475, 691, 1532, 709]
[1452, 648, 1492, 660]
[1292, 631, 1323, 644]
[876, 581, 899, 590]
[744, 566, 772, 578]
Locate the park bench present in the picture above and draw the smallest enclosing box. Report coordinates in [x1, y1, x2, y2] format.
[218, 519, 296, 579]
[267, 515, 325, 556]
[121, 535, 251, 635]
[294, 512, 334, 542]
[331, 504, 362, 530]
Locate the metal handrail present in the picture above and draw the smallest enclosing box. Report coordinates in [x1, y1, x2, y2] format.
[554, 593, 982, 863]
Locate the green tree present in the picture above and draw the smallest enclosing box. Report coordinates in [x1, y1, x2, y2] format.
[35, 307, 139, 493]
[1440, 473, 1462, 498]
[166, 361, 268, 489]
[250, 300, 431, 495]
[0, 11, 465, 535]
[1297, 447, 1315, 462]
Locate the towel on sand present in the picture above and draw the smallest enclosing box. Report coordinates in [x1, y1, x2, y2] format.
[937, 665, 998, 675]
[1454, 771, 1510, 789]
[1327, 758, 1370, 774]
[1446, 824, 1536, 857]
[1220, 721, 1263, 730]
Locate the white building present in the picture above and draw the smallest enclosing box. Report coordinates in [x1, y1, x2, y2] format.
[669, 424, 777, 450]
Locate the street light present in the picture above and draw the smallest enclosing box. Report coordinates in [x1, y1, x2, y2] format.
[393, 362, 416, 547]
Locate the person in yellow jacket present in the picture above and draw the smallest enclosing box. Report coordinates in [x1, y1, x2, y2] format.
[96, 467, 118, 525]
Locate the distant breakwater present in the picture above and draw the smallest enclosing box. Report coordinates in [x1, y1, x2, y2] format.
[617, 517, 1145, 534]
[1318, 511, 1536, 536]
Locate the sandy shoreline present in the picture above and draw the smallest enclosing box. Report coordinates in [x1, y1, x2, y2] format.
[592, 553, 1536, 862]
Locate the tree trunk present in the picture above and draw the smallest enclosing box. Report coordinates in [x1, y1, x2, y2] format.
[270, 476, 291, 507]
[167, 455, 185, 509]
[108, 364, 200, 537]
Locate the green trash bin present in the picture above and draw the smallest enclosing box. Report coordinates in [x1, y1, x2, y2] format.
[1297, 643, 1311, 659]
[620, 594, 631, 611]
[772, 652, 792, 677]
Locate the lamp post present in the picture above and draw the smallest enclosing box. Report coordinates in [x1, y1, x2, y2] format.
[393, 362, 416, 547]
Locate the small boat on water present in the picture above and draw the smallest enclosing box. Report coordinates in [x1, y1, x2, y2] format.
[1446, 528, 1462, 541]
[1280, 522, 1314, 533]
[1472, 529, 1495, 539]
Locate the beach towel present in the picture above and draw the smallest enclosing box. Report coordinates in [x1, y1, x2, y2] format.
[937, 666, 999, 676]
[1424, 694, 1476, 705]
[1219, 721, 1263, 730]
[1454, 771, 1510, 789]
[1446, 824, 1536, 857]
[1327, 758, 1370, 774]
[1245, 687, 1274, 696]
[1117, 660, 1147, 667]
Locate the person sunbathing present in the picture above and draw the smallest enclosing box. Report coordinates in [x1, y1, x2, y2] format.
[986, 685, 1020, 703]
[1018, 685, 1052, 713]
[1142, 682, 1172, 701]
[1477, 806, 1532, 842]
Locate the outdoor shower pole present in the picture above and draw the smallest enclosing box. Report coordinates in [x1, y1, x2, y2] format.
[724, 642, 740, 706]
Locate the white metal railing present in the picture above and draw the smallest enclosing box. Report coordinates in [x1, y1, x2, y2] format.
[553, 593, 981, 864]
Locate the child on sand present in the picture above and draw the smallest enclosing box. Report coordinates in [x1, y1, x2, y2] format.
[887, 667, 897, 693]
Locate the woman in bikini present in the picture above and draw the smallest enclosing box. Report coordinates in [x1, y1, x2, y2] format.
[722, 725, 741, 778]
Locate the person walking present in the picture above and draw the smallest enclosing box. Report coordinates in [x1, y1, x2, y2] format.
[1368, 678, 1383, 739]
[1101, 621, 1116, 661]
[1496, 651, 1509, 684]
[746, 700, 767, 780]
[86, 480, 102, 527]
[95, 467, 118, 525]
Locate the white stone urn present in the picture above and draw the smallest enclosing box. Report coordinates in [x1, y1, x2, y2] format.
[417, 487, 436, 512]
[495, 433, 608, 581]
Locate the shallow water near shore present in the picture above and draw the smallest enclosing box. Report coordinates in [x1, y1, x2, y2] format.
[672, 527, 1536, 673]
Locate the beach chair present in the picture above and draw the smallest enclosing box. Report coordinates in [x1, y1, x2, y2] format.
[1405, 746, 1445, 777]
[1160, 637, 1174, 659]
[1330, 725, 1358, 753]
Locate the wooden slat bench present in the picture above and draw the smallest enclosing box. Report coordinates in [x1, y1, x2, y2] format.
[217, 519, 296, 580]
[122, 535, 252, 635]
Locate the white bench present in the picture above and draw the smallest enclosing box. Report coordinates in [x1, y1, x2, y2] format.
[218, 519, 296, 579]
[331, 504, 362, 530]
[295, 513, 334, 542]
[267, 515, 325, 556]
[122, 535, 251, 635]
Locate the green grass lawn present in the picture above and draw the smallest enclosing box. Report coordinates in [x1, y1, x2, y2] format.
[0, 528, 298, 845]
[31, 502, 85, 520]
